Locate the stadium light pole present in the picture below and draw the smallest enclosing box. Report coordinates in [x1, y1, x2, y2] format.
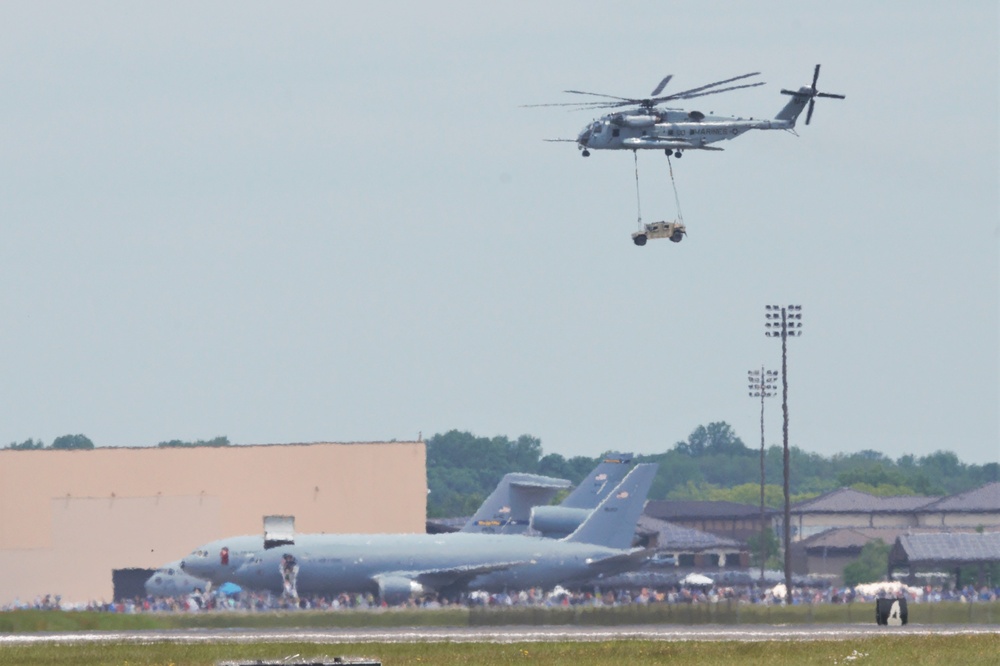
[748, 366, 778, 583]
[765, 304, 802, 605]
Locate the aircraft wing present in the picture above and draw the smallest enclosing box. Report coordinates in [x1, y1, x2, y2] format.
[622, 137, 724, 151]
[387, 560, 534, 592]
[584, 548, 654, 571]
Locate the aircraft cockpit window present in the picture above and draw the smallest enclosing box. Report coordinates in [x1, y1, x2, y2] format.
[593, 124, 602, 134]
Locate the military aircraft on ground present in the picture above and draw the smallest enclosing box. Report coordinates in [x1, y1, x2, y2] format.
[204, 463, 658, 603]
[143, 560, 210, 597]
[531, 65, 844, 158]
[178, 455, 639, 588]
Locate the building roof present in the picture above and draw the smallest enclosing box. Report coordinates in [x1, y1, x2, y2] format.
[920, 482, 1000, 513]
[791, 488, 938, 514]
[637, 515, 742, 551]
[891, 532, 1000, 567]
[797, 526, 994, 553]
[644, 500, 773, 521]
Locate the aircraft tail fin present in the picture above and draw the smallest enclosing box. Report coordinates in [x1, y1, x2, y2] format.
[559, 452, 633, 510]
[563, 463, 658, 549]
[461, 473, 571, 534]
[775, 87, 810, 125]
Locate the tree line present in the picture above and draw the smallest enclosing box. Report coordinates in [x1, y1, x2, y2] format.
[4, 435, 230, 450]
[425, 424, 1000, 517]
[6, 425, 996, 520]
[5, 434, 94, 450]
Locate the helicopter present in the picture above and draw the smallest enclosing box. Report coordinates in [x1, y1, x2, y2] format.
[531, 65, 844, 157]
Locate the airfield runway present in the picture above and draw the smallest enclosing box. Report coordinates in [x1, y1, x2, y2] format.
[2, 624, 998, 645]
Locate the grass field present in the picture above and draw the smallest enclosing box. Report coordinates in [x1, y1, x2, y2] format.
[1, 636, 999, 666]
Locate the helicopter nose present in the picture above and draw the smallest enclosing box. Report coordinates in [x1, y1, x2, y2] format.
[577, 128, 591, 146]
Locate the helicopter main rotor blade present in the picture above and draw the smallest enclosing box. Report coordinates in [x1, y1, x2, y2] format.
[657, 81, 765, 103]
[650, 75, 673, 96]
[816, 92, 846, 99]
[810, 64, 821, 92]
[656, 72, 761, 101]
[520, 101, 624, 108]
[805, 97, 816, 125]
[595, 79, 765, 111]
[562, 89, 637, 102]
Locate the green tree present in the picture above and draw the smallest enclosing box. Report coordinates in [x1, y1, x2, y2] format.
[673, 422, 752, 457]
[425, 430, 546, 517]
[50, 434, 94, 450]
[842, 539, 891, 586]
[747, 528, 782, 570]
[6, 438, 45, 450]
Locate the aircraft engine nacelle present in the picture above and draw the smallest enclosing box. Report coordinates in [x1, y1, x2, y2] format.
[610, 113, 658, 128]
[376, 575, 424, 604]
[624, 115, 659, 128]
[530, 506, 591, 538]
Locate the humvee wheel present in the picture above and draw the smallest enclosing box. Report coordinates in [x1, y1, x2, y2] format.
[633, 234, 647, 246]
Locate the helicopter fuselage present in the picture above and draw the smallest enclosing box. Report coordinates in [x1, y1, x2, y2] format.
[577, 109, 792, 154]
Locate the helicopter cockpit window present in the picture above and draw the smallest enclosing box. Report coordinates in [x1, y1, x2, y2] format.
[593, 124, 602, 134]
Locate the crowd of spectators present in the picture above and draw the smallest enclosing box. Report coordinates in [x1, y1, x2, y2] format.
[5, 581, 998, 613]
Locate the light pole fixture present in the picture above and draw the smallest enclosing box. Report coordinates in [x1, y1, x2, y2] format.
[748, 366, 778, 582]
[765, 303, 802, 605]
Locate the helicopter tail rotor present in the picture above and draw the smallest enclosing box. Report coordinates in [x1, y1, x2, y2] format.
[780, 64, 845, 125]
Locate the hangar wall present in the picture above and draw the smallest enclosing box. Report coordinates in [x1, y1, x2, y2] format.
[0, 441, 426, 605]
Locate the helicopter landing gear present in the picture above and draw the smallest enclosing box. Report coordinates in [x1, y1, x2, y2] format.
[581, 149, 590, 157]
[664, 149, 673, 157]
[674, 150, 682, 158]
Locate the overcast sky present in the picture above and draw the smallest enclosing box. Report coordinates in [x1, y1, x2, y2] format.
[1, 1, 996, 465]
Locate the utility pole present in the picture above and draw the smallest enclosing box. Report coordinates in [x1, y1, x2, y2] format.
[748, 366, 778, 582]
[765, 304, 802, 605]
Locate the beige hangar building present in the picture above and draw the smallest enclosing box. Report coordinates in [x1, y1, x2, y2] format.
[0, 441, 427, 605]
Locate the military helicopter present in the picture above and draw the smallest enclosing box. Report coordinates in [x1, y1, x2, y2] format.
[531, 65, 844, 157]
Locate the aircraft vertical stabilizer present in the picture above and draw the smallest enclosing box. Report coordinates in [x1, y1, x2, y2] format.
[562, 463, 658, 549]
[559, 452, 633, 509]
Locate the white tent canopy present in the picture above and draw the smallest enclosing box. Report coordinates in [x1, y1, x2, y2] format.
[680, 573, 714, 586]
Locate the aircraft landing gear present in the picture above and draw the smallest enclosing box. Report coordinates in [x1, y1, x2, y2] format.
[581, 149, 590, 157]
[664, 149, 673, 157]
[675, 150, 682, 158]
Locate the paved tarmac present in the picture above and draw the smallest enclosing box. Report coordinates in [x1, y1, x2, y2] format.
[2, 624, 998, 645]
